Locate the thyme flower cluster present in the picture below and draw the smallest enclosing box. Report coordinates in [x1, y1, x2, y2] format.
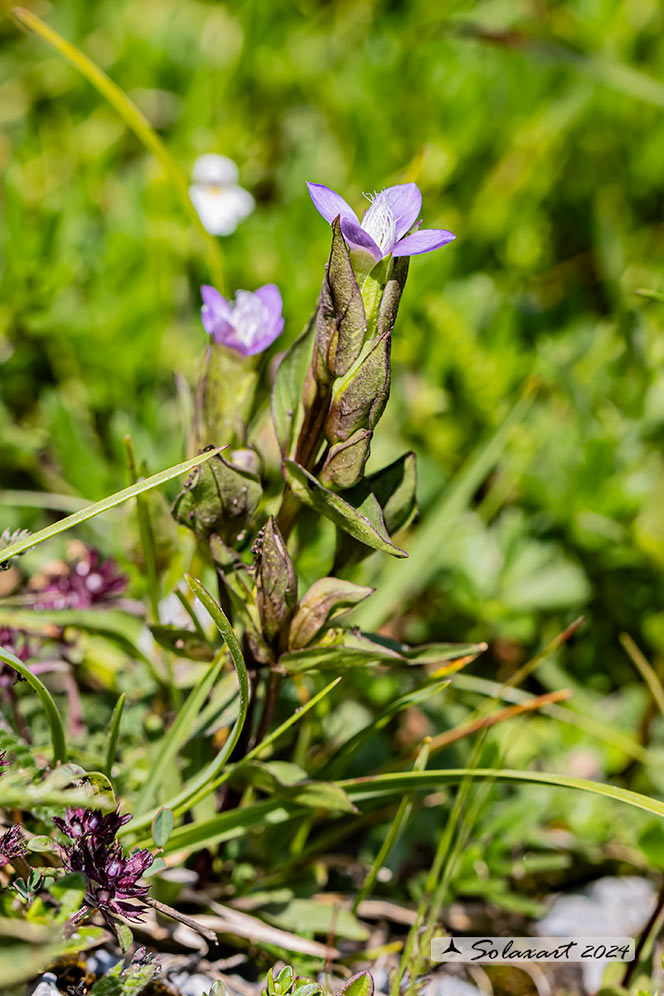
[54, 808, 154, 926]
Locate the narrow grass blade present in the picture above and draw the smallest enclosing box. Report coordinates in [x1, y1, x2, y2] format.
[163, 675, 343, 817]
[355, 384, 536, 630]
[0, 491, 88, 512]
[620, 632, 664, 720]
[122, 575, 249, 834]
[125, 436, 160, 624]
[404, 689, 571, 761]
[145, 764, 664, 858]
[452, 673, 652, 764]
[0, 645, 67, 763]
[320, 676, 450, 779]
[12, 7, 225, 288]
[104, 693, 126, 780]
[352, 738, 431, 914]
[134, 655, 223, 816]
[0, 448, 224, 565]
[340, 769, 664, 819]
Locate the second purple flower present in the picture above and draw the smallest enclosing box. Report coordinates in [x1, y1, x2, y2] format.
[201, 284, 284, 357]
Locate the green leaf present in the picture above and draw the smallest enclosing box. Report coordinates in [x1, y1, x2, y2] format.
[159, 763, 664, 860]
[105, 693, 126, 779]
[152, 807, 174, 848]
[265, 899, 368, 942]
[114, 921, 133, 953]
[292, 984, 321, 996]
[272, 311, 317, 456]
[122, 576, 250, 835]
[338, 973, 375, 996]
[156, 798, 301, 855]
[282, 459, 406, 557]
[233, 760, 357, 814]
[0, 448, 225, 566]
[49, 872, 87, 923]
[365, 451, 418, 535]
[279, 635, 402, 674]
[144, 856, 167, 878]
[281, 632, 482, 675]
[0, 644, 67, 763]
[26, 836, 55, 853]
[289, 577, 374, 649]
[340, 768, 664, 821]
[149, 624, 215, 661]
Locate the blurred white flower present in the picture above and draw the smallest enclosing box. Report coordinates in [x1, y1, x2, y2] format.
[189, 154, 254, 236]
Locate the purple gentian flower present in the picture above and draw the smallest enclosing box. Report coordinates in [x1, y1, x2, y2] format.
[306, 181, 455, 261]
[201, 284, 284, 357]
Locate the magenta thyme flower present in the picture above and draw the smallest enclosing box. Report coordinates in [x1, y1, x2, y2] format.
[0, 824, 27, 868]
[31, 545, 126, 611]
[201, 284, 284, 356]
[306, 181, 455, 261]
[52, 807, 132, 844]
[54, 807, 154, 926]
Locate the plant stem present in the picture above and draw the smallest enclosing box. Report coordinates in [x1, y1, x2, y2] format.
[622, 877, 664, 987]
[276, 381, 331, 539]
[125, 436, 160, 625]
[252, 669, 283, 749]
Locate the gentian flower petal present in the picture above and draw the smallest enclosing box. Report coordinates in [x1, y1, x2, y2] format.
[201, 284, 283, 357]
[381, 183, 422, 242]
[340, 217, 382, 260]
[254, 283, 283, 333]
[306, 183, 359, 226]
[392, 228, 456, 257]
[201, 284, 234, 343]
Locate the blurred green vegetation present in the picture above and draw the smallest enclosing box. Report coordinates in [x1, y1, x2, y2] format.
[3, 0, 664, 694]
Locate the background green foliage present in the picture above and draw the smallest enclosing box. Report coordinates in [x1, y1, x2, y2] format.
[3, 2, 664, 980]
[3, 0, 664, 683]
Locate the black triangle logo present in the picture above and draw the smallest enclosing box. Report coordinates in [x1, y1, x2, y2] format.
[442, 937, 462, 955]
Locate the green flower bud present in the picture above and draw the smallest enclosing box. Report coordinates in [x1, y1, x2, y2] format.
[325, 332, 391, 444]
[196, 344, 256, 447]
[319, 428, 372, 490]
[254, 516, 298, 643]
[172, 448, 262, 546]
[376, 255, 410, 336]
[314, 217, 367, 384]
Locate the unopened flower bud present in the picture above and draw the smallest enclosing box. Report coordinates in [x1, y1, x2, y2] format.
[172, 448, 262, 547]
[319, 429, 372, 490]
[314, 217, 366, 384]
[254, 517, 297, 643]
[325, 332, 391, 444]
